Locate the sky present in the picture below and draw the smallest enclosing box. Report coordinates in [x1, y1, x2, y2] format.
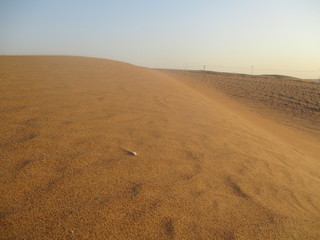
[0, 0, 319, 79]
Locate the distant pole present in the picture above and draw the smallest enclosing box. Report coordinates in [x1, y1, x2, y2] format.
[185, 63, 187, 71]
[251, 65, 254, 75]
[203, 65, 206, 71]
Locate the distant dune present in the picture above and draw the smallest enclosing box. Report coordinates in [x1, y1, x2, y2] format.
[260, 74, 298, 78]
[1, 56, 320, 239]
[163, 70, 320, 131]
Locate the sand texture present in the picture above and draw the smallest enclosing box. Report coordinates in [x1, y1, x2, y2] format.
[1, 56, 320, 239]
[162, 70, 320, 131]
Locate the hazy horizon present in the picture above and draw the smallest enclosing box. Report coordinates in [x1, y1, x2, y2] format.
[1, 0, 319, 79]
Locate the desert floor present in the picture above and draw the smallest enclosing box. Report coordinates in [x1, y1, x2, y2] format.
[1, 56, 319, 239]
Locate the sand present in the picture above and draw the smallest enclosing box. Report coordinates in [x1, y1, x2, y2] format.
[162, 70, 320, 131]
[0, 56, 320, 239]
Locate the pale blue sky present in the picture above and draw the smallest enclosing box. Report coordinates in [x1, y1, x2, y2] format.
[1, 0, 319, 78]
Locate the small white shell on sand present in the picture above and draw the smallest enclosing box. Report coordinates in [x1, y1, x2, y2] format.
[130, 151, 137, 156]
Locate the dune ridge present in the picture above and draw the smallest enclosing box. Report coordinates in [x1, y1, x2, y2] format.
[1, 56, 320, 239]
[161, 70, 320, 129]
[161, 69, 320, 161]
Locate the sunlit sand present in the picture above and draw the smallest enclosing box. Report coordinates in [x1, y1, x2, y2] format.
[1, 56, 319, 239]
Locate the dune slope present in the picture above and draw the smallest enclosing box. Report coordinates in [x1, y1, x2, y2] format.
[161, 70, 320, 132]
[0, 56, 320, 239]
[161, 69, 320, 163]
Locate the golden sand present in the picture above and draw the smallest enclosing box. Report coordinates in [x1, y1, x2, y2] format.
[0, 56, 319, 239]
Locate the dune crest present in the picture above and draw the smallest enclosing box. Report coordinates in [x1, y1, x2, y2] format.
[1, 56, 320, 239]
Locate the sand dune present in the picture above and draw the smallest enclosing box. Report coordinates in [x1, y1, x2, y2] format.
[162, 69, 320, 162]
[162, 70, 320, 130]
[1, 56, 320, 239]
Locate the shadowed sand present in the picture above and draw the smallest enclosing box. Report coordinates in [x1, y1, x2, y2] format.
[0, 56, 320, 239]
